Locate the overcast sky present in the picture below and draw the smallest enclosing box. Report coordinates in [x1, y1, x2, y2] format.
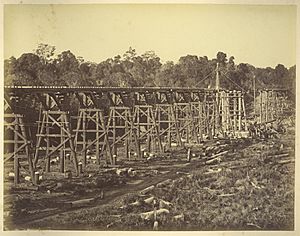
[4, 4, 296, 68]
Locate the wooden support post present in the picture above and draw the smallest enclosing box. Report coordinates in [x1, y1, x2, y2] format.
[146, 107, 152, 152]
[18, 115, 34, 180]
[125, 112, 130, 160]
[65, 113, 79, 176]
[198, 101, 203, 142]
[33, 114, 45, 168]
[14, 122, 20, 185]
[238, 91, 242, 131]
[260, 91, 263, 123]
[99, 111, 113, 165]
[45, 112, 50, 173]
[187, 148, 191, 162]
[220, 92, 225, 134]
[242, 94, 247, 131]
[96, 111, 100, 164]
[171, 105, 182, 147]
[14, 156, 20, 185]
[215, 91, 220, 136]
[34, 171, 40, 185]
[233, 91, 237, 135]
[147, 135, 151, 153]
[112, 109, 117, 156]
[82, 109, 87, 167]
[78, 162, 83, 174]
[60, 120, 65, 173]
[167, 109, 172, 148]
[226, 92, 230, 133]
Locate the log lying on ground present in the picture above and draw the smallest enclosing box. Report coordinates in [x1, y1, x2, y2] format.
[70, 197, 95, 207]
[156, 179, 172, 188]
[218, 193, 236, 197]
[12, 185, 39, 191]
[140, 185, 155, 195]
[176, 171, 190, 175]
[206, 157, 222, 165]
[116, 168, 128, 176]
[159, 199, 172, 208]
[122, 196, 172, 210]
[140, 208, 170, 220]
[204, 168, 222, 175]
[144, 196, 155, 204]
[268, 153, 289, 158]
[174, 213, 184, 221]
[204, 150, 228, 160]
[276, 159, 294, 165]
[134, 196, 155, 206]
[120, 196, 155, 209]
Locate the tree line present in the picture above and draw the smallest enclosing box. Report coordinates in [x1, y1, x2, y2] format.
[4, 44, 296, 93]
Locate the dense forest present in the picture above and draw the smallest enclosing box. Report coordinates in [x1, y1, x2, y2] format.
[4, 44, 296, 93]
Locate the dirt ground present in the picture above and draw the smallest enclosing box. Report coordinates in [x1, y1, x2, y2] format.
[3, 126, 295, 231]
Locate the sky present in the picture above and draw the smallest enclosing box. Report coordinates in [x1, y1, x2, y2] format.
[4, 4, 297, 68]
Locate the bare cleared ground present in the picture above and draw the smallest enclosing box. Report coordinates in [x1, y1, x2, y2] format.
[3, 128, 294, 231]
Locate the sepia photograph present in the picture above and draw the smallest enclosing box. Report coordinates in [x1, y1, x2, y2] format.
[1, 1, 298, 233]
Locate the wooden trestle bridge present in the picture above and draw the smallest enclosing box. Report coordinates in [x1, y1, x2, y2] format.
[3, 86, 289, 184]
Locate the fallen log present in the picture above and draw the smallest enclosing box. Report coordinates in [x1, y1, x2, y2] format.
[176, 171, 190, 175]
[174, 213, 184, 221]
[159, 199, 172, 208]
[140, 185, 155, 195]
[116, 168, 128, 176]
[204, 150, 228, 160]
[70, 197, 95, 207]
[268, 153, 289, 158]
[12, 185, 39, 191]
[204, 168, 222, 175]
[276, 159, 294, 165]
[218, 193, 236, 197]
[120, 196, 155, 209]
[140, 208, 170, 220]
[156, 179, 172, 188]
[206, 157, 222, 165]
[144, 196, 155, 204]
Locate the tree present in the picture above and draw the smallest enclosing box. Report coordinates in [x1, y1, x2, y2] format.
[13, 53, 43, 85]
[54, 50, 82, 86]
[216, 51, 227, 65]
[274, 64, 289, 88]
[123, 47, 137, 62]
[156, 61, 176, 86]
[4, 57, 17, 86]
[34, 43, 56, 64]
